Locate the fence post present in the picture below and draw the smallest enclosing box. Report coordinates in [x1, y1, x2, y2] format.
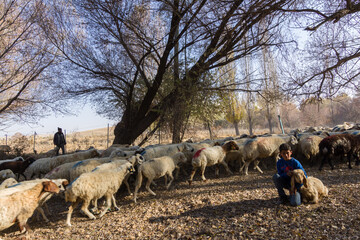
[107, 124, 109, 148]
[33, 131, 37, 153]
[5, 134, 7, 145]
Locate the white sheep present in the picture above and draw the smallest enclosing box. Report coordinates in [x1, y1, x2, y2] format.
[65, 162, 135, 226]
[44, 161, 79, 181]
[239, 135, 298, 175]
[0, 181, 60, 233]
[88, 154, 144, 213]
[0, 169, 17, 183]
[199, 136, 234, 146]
[188, 141, 239, 184]
[69, 157, 120, 182]
[142, 142, 194, 161]
[24, 148, 101, 179]
[297, 135, 324, 165]
[133, 152, 188, 203]
[176, 142, 212, 178]
[100, 144, 141, 157]
[0, 177, 18, 190]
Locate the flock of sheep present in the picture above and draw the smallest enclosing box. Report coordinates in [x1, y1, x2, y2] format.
[0, 122, 360, 235]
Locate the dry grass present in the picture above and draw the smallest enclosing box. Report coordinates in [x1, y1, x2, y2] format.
[2, 126, 281, 155]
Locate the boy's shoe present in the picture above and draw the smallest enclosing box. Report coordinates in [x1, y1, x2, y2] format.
[279, 196, 289, 205]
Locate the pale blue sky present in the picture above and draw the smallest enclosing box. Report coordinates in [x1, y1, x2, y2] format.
[0, 106, 118, 137]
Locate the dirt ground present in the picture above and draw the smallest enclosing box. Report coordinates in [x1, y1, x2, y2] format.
[1, 162, 360, 240]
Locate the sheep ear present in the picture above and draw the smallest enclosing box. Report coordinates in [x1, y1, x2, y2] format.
[303, 175, 308, 188]
[62, 180, 69, 187]
[42, 181, 59, 193]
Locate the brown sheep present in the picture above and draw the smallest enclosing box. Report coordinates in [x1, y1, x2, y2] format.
[0, 181, 60, 233]
[291, 169, 328, 204]
[318, 134, 360, 171]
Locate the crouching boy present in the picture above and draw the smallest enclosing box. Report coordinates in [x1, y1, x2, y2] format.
[273, 143, 307, 206]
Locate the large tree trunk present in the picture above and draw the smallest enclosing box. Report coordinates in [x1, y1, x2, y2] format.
[206, 122, 213, 140]
[171, 100, 187, 143]
[113, 104, 163, 144]
[171, 20, 183, 144]
[234, 122, 240, 135]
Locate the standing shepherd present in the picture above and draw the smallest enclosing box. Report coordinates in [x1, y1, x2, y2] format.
[54, 127, 66, 155]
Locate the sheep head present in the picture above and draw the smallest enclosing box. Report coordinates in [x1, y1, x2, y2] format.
[43, 181, 60, 194]
[290, 169, 307, 193]
[223, 141, 239, 152]
[127, 166, 136, 174]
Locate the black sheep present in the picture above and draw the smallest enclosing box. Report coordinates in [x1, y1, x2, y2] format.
[0, 157, 36, 180]
[318, 134, 360, 171]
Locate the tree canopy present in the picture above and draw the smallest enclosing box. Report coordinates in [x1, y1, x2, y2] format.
[1, 0, 360, 143]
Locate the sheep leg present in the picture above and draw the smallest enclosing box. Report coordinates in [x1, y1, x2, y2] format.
[243, 161, 251, 175]
[239, 162, 245, 173]
[111, 195, 119, 211]
[66, 199, 80, 227]
[175, 167, 180, 179]
[164, 174, 168, 186]
[181, 166, 188, 177]
[36, 207, 49, 222]
[200, 165, 207, 181]
[90, 199, 99, 214]
[328, 155, 335, 170]
[18, 221, 30, 234]
[145, 178, 156, 196]
[220, 161, 233, 175]
[354, 153, 360, 166]
[134, 172, 143, 203]
[253, 160, 263, 174]
[347, 154, 352, 169]
[99, 194, 112, 218]
[123, 174, 132, 195]
[188, 167, 197, 185]
[166, 172, 174, 190]
[17, 210, 33, 233]
[80, 199, 96, 220]
[319, 156, 327, 171]
[43, 202, 51, 216]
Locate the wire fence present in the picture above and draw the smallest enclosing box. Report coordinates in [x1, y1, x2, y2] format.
[0, 124, 116, 155]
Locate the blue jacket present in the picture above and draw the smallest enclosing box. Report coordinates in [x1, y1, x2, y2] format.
[277, 157, 307, 189]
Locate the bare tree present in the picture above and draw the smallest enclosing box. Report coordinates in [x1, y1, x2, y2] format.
[43, 0, 296, 144]
[283, 1, 360, 99]
[0, 0, 57, 129]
